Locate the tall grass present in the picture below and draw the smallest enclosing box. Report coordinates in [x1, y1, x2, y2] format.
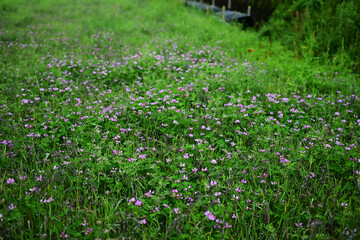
[260, 0, 360, 73]
[0, 0, 359, 239]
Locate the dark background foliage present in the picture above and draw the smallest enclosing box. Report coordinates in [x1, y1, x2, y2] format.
[204, 0, 279, 23]
[262, 0, 360, 73]
[197, 0, 360, 73]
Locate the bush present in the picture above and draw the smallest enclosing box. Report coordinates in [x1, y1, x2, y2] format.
[261, 0, 360, 73]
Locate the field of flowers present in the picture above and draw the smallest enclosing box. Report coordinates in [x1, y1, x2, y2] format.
[1, 0, 360, 239]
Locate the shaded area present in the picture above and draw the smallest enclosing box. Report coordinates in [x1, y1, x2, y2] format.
[186, 1, 256, 27]
[192, 0, 279, 25]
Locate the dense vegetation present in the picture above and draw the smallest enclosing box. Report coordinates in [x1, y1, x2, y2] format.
[1, 0, 359, 239]
[261, 0, 360, 73]
[199, 0, 360, 73]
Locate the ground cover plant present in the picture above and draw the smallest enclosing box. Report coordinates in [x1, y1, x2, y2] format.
[1, 0, 360, 239]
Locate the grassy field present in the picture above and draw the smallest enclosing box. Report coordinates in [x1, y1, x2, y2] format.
[1, 0, 360, 239]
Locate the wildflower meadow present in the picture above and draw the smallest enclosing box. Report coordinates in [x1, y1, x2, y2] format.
[1, 0, 360, 239]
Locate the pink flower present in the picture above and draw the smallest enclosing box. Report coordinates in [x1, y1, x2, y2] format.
[145, 190, 154, 197]
[210, 180, 217, 186]
[224, 222, 232, 228]
[84, 228, 93, 235]
[204, 210, 216, 221]
[59, 232, 68, 238]
[8, 203, 16, 210]
[295, 222, 303, 228]
[6, 178, 15, 184]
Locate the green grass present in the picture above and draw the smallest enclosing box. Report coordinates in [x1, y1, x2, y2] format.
[1, 0, 360, 239]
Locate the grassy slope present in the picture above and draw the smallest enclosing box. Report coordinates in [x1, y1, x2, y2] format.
[2, 0, 358, 94]
[1, 0, 360, 239]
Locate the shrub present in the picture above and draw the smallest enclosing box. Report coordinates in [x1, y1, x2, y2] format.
[261, 0, 360, 73]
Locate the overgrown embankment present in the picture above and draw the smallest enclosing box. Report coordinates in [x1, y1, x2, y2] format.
[0, 0, 359, 239]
